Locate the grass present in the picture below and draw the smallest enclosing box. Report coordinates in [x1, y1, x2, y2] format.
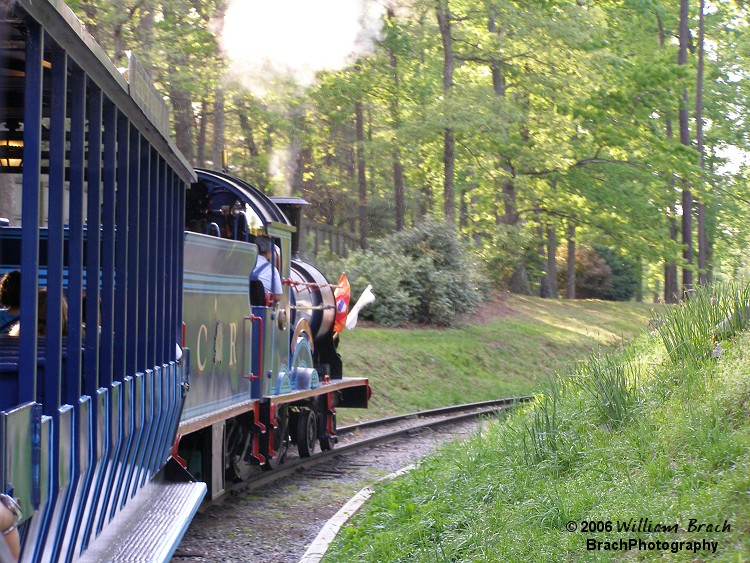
[325, 286, 750, 561]
[337, 295, 654, 423]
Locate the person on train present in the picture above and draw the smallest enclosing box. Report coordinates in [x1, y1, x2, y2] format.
[0, 493, 21, 562]
[251, 235, 282, 303]
[0, 271, 20, 335]
[1, 272, 68, 337]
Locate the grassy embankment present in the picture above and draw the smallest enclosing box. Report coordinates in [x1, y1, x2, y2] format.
[326, 287, 750, 561]
[337, 294, 654, 424]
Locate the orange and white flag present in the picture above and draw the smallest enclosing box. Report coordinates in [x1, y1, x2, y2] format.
[333, 273, 350, 334]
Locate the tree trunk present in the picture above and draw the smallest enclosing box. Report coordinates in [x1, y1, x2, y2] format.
[678, 0, 693, 291]
[212, 87, 225, 170]
[501, 180, 530, 295]
[695, 0, 709, 285]
[419, 147, 432, 218]
[635, 256, 643, 303]
[170, 86, 194, 164]
[566, 224, 575, 299]
[437, 0, 455, 224]
[355, 100, 368, 249]
[537, 214, 547, 297]
[546, 223, 558, 299]
[387, 7, 406, 231]
[235, 99, 260, 157]
[196, 100, 208, 167]
[665, 210, 679, 303]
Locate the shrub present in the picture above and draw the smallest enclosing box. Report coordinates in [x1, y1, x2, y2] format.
[315, 219, 487, 327]
[557, 245, 639, 301]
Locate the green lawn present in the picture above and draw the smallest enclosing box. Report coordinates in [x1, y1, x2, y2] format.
[325, 287, 750, 562]
[337, 295, 655, 423]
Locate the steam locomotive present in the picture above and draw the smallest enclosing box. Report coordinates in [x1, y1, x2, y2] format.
[177, 168, 370, 494]
[0, 2, 369, 561]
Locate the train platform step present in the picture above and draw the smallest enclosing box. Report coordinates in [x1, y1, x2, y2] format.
[79, 470, 206, 563]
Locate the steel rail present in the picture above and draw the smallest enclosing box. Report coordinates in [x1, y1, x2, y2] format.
[211, 395, 533, 504]
[337, 395, 534, 435]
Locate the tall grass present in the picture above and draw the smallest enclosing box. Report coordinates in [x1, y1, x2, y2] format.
[651, 283, 750, 367]
[520, 378, 563, 466]
[576, 352, 641, 429]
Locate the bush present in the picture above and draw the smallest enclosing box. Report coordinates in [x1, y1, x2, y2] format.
[557, 245, 639, 301]
[315, 219, 488, 327]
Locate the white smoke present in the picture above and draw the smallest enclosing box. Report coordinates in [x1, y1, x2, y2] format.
[222, 0, 386, 96]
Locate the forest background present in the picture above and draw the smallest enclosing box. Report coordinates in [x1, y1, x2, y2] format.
[67, 0, 750, 310]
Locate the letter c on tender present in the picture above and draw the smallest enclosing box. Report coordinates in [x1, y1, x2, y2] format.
[197, 324, 208, 372]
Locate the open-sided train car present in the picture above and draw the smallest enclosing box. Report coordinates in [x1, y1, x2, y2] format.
[0, 1, 369, 561]
[0, 1, 204, 561]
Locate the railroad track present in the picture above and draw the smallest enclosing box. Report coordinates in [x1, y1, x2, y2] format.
[212, 395, 533, 504]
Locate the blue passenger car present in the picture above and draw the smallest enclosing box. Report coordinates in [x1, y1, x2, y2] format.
[0, 1, 371, 560]
[0, 1, 204, 560]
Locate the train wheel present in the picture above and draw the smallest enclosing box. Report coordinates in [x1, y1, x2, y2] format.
[264, 405, 290, 471]
[296, 409, 317, 458]
[225, 417, 253, 482]
[319, 412, 336, 452]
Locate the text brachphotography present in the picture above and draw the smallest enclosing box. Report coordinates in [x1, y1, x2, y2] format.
[586, 538, 718, 555]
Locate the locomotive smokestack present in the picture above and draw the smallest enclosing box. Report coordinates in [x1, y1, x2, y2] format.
[271, 197, 308, 259]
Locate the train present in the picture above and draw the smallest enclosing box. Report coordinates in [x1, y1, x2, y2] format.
[0, 1, 370, 561]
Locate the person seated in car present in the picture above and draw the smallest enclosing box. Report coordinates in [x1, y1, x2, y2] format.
[250, 235, 282, 304]
[0, 271, 20, 334]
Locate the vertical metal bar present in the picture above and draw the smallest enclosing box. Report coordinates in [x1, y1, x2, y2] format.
[18, 20, 43, 402]
[159, 157, 168, 364]
[99, 99, 117, 388]
[113, 113, 129, 381]
[168, 170, 177, 359]
[177, 175, 185, 354]
[126, 127, 140, 378]
[84, 86, 102, 397]
[136, 139, 150, 372]
[46, 44, 67, 415]
[66, 66, 86, 405]
[146, 149, 158, 368]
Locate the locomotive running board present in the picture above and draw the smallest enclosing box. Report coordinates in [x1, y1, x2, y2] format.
[78, 464, 206, 562]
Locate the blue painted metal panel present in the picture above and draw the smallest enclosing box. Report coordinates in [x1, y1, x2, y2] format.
[76, 387, 110, 553]
[0, 402, 39, 523]
[45, 45, 67, 415]
[59, 396, 93, 561]
[149, 365, 170, 475]
[132, 369, 154, 492]
[126, 127, 141, 379]
[18, 20, 43, 402]
[19, 413, 51, 562]
[137, 143, 151, 373]
[66, 67, 86, 407]
[100, 99, 117, 387]
[106, 375, 133, 522]
[113, 115, 130, 382]
[40, 404, 74, 557]
[181, 233, 257, 421]
[119, 372, 144, 509]
[84, 86, 103, 397]
[93, 381, 121, 535]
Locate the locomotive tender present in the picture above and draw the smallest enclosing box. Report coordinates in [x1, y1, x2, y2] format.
[0, 1, 369, 561]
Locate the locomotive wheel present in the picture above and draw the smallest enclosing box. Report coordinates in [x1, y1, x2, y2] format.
[263, 405, 289, 471]
[296, 409, 317, 458]
[225, 417, 253, 482]
[319, 411, 336, 452]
